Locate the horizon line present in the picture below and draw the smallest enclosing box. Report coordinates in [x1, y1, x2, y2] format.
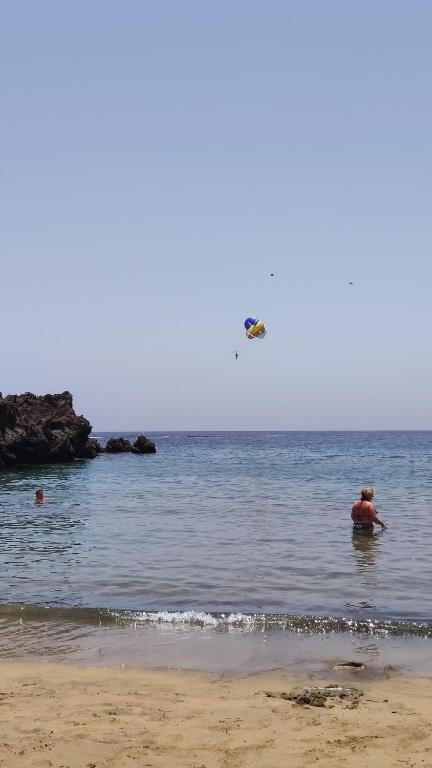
[91, 428, 432, 433]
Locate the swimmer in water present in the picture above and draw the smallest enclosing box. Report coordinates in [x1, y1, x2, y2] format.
[351, 486, 386, 531]
[35, 488, 45, 504]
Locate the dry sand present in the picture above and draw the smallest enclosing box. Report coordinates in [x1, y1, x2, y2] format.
[0, 662, 432, 767]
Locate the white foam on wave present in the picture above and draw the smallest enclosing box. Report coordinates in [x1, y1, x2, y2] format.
[108, 610, 432, 637]
[125, 610, 257, 629]
[136, 610, 218, 626]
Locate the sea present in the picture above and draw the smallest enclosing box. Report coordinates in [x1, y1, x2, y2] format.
[1, 431, 432, 677]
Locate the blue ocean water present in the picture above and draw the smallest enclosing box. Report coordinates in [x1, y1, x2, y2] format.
[0, 431, 431, 630]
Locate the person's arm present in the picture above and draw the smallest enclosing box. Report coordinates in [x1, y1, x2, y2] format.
[351, 500, 361, 521]
[372, 506, 386, 529]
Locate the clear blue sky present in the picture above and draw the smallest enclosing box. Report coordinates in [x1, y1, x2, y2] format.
[2, 1, 431, 430]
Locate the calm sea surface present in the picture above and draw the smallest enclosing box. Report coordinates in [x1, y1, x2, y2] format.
[1, 431, 432, 671]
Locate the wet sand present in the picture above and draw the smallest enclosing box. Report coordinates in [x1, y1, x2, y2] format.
[1, 662, 432, 767]
[3, 613, 432, 678]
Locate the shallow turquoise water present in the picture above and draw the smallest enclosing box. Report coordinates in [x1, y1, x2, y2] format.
[0, 431, 431, 627]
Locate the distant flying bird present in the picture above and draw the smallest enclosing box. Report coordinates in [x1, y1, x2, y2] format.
[234, 352, 239, 360]
[349, 281, 354, 285]
[270, 273, 275, 277]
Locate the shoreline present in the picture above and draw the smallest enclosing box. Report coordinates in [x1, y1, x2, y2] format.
[1, 660, 432, 767]
[2, 614, 432, 678]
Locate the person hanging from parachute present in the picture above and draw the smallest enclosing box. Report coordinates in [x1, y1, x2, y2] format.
[232, 318, 267, 361]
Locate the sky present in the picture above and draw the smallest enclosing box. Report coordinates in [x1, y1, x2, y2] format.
[1, 1, 431, 430]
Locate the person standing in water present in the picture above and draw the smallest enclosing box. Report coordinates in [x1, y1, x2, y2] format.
[351, 486, 386, 531]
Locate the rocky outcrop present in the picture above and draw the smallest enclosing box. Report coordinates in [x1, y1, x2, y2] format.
[105, 437, 132, 453]
[131, 435, 156, 454]
[80, 438, 104, 459]
[105, 436, 156, 454]
[0, 391, 102, 468]
[0, 391, 156, 468]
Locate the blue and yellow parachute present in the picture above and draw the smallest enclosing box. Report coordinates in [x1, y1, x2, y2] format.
[244, 317, 267, 340]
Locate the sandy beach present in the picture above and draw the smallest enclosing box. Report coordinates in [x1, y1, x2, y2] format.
[0, 663, 431, 767]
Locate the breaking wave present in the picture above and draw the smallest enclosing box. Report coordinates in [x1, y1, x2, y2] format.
[1, 604, 432, 638]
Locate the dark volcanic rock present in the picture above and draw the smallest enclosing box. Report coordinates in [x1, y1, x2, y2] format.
[0, 392, 157, 468]
[0, 391, 95, 469]
[131, 435, 156, 454]
[105, 437, 132, 453]
[104, 435, 156, 454]
[81, 438, 103, 459]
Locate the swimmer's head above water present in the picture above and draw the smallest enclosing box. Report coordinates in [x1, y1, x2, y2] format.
[35, 488, 45, 504]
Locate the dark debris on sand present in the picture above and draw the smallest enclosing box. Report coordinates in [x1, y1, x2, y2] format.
[265, 685, 363, 708]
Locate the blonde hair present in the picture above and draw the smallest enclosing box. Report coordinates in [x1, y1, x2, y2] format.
[361, 486, 374, 501]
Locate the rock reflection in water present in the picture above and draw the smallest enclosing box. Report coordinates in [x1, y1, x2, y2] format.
[0, 462, 88, 603]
